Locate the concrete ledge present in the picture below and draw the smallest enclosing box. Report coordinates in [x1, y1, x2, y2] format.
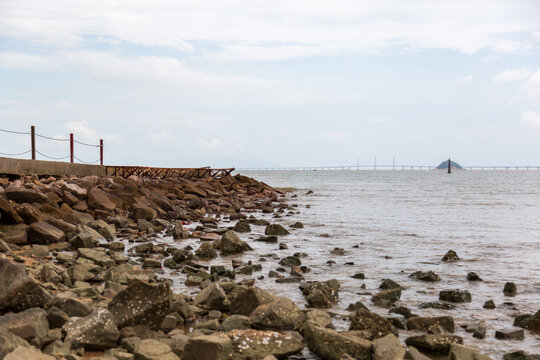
[0, 157, 105, 177]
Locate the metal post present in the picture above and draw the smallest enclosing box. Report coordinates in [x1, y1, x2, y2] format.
[100, 139, 103, 165]
[31, 126, 36, 160]
[447, 158, 451, 174]
[70, 133, 74, 163]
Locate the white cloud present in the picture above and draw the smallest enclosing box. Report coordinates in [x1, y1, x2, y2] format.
[62, 119, 120, 143]
[1, 0, 539, 61]
[197, 138, 222, 150]
[522, 110, 540, 127]
[454, 75, 474, 84]
[523, 70, 540, 101]
[493, 68, 533, 83]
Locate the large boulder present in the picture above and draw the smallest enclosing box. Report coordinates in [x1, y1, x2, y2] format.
[300, 280, 339, 308]
[193, 283, 230, 312]
[0, 258, 50, 313]
[0, 197, 23, 224]
[69, 225, 103, 249]
[134, 339, 180, 360]
[27, 221, 65, 244]
[109, 279, 171, 330]
[228, 329, 304, 359]
[4, 186, 48, 204]
[0, 332, 30, 359]
[88, 188, 115, 212]
[448, 344, 493, 360]
[250, 298, 303, 331]
[61, 182, 87, 199]
[265, 224, 290, 236]
[63, 308, 119, 350]
[406, 316, 455, 333]
[4, 346, 55, 360]
[88, 219, 116, 240]
[230, 286, 276, 316]
[220, 230, 251, 255]
[183, 333, 232, 360]
[373, 334, 406, 360]
[349, 308, 397, 339]
[133, 204, 156, 221]
[0, 308, 49, 341]
[303, 321, 372, 360]
[405, 334, 463, 355]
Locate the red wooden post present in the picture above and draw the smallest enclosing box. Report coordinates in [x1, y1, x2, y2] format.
[31, 125, 36, 160]
[70, 133, 74, 163]
[100, 139, 103, 165]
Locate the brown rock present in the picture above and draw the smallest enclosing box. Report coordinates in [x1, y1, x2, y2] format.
[88, 188, 115, 212]
[0, 196, 24, 224]
[27, 221, 65, 244]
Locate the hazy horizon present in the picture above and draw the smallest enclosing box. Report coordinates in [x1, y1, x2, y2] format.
[1, 1, 539, 168]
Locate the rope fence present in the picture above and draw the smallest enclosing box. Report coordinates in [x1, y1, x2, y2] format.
[0, 126, 103, 165]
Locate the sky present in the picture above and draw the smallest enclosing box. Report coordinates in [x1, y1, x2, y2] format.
[1, 0, 539, 168]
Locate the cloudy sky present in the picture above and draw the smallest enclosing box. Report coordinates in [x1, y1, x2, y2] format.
[1, 0, 539, 168]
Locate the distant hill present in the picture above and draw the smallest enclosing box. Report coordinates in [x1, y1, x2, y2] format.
[435, 160, 463, 170]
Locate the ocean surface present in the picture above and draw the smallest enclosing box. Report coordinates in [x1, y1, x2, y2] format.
[158, 170, 540, 358]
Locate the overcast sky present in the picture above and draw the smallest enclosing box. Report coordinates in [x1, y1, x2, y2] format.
[1, 0, 539, 168]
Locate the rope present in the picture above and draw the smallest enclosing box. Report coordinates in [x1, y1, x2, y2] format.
[74, 139, 100, 147]
[73, 155, 101, 164]
[0, 150, 32, 156]
[0, 128, 30, 135]
[35, 133, 69, 141]
[35, 150, 70, 160]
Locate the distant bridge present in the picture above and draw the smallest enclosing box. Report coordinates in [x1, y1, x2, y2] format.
[238, 164, 540, 171]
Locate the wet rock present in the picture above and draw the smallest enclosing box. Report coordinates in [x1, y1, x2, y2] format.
[109, 279, 172, 330]
[172, 220, 189, 239]
[290, 222, 304, 228]
[27, 221, 65, 244]
[504, 282, 518, 296]
[373, 334, 405, 360]
[495, 328, 524, 340]
[0, 196, 24, 224]
[4, 346, 55, 360]
[483, 300, 496, 309]
[265, 224, 290, 236]
[222, 315, 250, 331]
[233, 221, 251, 233]
[409, 271, 441, 282]
[88, 188, 115, 212]
[250, 298, 303, 331]
[300, 279, 339, 308]
[442, 250, 459, 262]
[195, 241, 217, 259]
[352, 273, 365, 279]
[194, 283, 230, 312]
[503, 351, 540, 360]
[389, 306, 415, 319]
[467, 272, 483, 281]
[439, 289, 471, 303]
[303, 321, 372, 360]
[229, 286, 276, 316]
[64, 308, 119, 350]
[405, 334, 463, 355]
[279, 256, 301, 267]
[220, 230, 251, 255]
[524, 310, 540, 334]
[379, 279, 402, 290]
[183, 333, 232, 360]
[0, 332, 30, 359]
[349, 308, 398, 339]
[228, 329, 304, 359]
[372, 289, 401, 308]
[473, 324, 486, 339]
[255, 236, 278, 243]
[134, 339, 180, 360]
[419, 302, 455, 310]
[0, 258, 51, 313]
[448, 344, 492, 360]
[296, 309, 333, 333]
[0, 308, 49, 341]
[406, 316, 455, 333]
[405, 346, 431, 360]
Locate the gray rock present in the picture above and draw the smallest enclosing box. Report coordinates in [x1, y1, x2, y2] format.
[229, 286, 276, 316]
[220, 230, 251, 255]
[183, 333, 232, 360]
[439, 289, 471, 303]
[372, 289, 401, 308]
[0, 308, 49, 341]
[109, 279, 172, 330]
[133, 339, 180, 360]
[265, 224, 290, 236]
[504, 282, 518, 296]
[64, 308, 119, 351]
[194, 283, 230, 312]
[349, 308, 398, 339]
[88, 220, 116, 240]
[303, 321, 372, 360]
[373, 334, 405, 360]
[442, 250, 459, 262]
[222, 315, 250, 332]
[405, 334, 463, 355]
[0, 332, 30, 359]
[448, 344, 493, 360]
[195, 242, 217, 259]
[250, 298, 303, 331]
[495, 328, 524, 340]
[77, 248, 115, 267]
[409, 270, 441, 282]
[228, 329, 304, 358]
[406, 316, 455, 333]
[4, 346, 55, 360]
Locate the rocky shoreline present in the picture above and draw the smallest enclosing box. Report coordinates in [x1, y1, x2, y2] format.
[0, 173, 539, 360]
